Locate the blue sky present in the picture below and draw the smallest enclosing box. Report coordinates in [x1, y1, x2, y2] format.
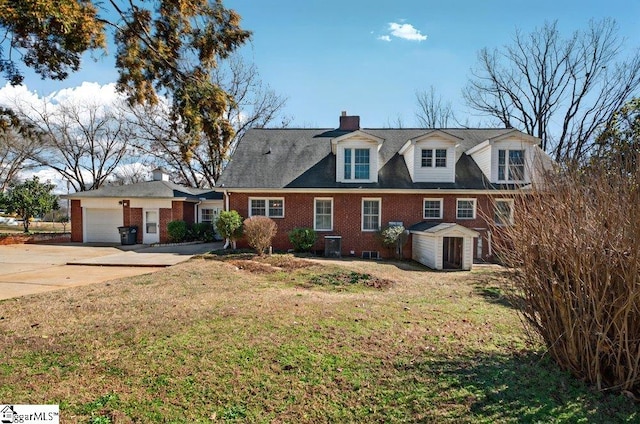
[13, 0, 640, 128]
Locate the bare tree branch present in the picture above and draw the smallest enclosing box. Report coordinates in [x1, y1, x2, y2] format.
[415, 86, 457, 127]
[463, 18, 640, 163]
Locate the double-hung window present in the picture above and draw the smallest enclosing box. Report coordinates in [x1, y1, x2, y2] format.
[344, 148, 370, 180]
[494, 199, 514, 226]
[421, 149, 447, 168]
[498, 149, 525, 181]
[249, 198, 284, 218]
[362, 198, 381, 231]
[201, 208, 214, 224]
[314, 198, 333, 231]
[423, 199, 443, 219]
[456, 198, 476, 220]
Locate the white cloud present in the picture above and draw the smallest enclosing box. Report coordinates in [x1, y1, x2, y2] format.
[387, 22, 427, 42]
[377, 35, 392, 42]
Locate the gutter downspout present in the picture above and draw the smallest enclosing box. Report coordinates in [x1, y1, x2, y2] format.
[223, 189, 230, 249]
[195, 200, 202, 224]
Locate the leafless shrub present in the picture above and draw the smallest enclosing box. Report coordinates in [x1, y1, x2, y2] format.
[493, 155, 640, 397]
[243, 216, 277, 256]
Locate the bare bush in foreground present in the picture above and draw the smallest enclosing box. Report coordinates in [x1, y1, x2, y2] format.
[243, 216, 277, 256]
[494, 159, 640, 397]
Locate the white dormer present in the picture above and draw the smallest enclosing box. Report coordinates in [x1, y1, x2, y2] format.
[398, 130, 460, 183]
[332, 131, 384, 183]
[465, 131, 543, 184]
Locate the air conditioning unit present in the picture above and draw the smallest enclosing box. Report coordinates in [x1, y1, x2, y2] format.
[324, 236, 342, 258]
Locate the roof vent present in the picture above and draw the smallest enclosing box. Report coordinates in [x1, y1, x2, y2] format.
[339, 111, 360, 131]
[151, 167, 171, 182]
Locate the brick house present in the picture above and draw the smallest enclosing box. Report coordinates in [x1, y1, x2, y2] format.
[217, 113, 552, 270]
[65, 169, 223, 244]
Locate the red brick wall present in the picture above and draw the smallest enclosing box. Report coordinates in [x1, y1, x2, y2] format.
[171, 201, 183, 222]
[130, 208, 143, 243]
[159, 208, 172, 243]
[182, 202, 195, 224]
[70, 199, 83, 242]
[227, 192, 496, 259]
[122, 200, 131, 226]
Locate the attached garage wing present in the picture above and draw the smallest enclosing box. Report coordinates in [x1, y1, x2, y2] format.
[84, 208, 123, 243]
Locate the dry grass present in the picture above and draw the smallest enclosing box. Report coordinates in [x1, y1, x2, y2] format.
[0, 255, 637, 422]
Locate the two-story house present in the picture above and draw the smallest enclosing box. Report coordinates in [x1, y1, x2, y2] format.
[217, 112, 552, 270]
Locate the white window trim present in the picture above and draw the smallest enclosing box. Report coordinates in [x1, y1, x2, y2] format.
[494, 198, 515, 226]
[341, 147, 373, 182]
[420, 148, 447, 168]
[423, 198, 443, 219]
[248, 197, 285, 218]
[456, 198, 477, 220]
[200, 208, 215, 224]
[361, 198, 382, 232]
[314, 197, 333, 232]
[497, 149, 526, 182]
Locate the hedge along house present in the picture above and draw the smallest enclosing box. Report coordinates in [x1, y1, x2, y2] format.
[217, 112, 553, 270]
[64, 169, 223, 244]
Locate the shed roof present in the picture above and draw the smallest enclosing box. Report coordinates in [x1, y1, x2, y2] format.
[408, 222, 480, 237]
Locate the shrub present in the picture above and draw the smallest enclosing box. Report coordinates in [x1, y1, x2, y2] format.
[288, 227, 317, 252]
[376, 225, 408, 259]
[493, 158, 640, 396]
[216, 210, 243, 248]
[167, 220, 188, 243]
[243, 216, 277, 255]
[191, 222, 215, 242]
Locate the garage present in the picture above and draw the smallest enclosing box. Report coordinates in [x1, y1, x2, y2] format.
[83, 208, 122, 243]
[409, 222, 479, 270]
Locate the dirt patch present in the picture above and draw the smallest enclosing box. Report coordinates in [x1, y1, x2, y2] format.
[209, 252, 318, 273]
[0, 232, 71, 245]
[303, 270, 394, 290]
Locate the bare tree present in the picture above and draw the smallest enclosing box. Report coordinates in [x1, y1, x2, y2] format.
[129, 54, 290, 188]
[464, 18, 640, 163]
[110, 162, 152, 185]
[415, 86, 457, 127]
[6, 96, 137, 192]
[0, 128, 39, 190]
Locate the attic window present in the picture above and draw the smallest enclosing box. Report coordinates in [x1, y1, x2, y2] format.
[344, 148, 370, 180]
[498, 149, 525, 181]
[421, 149, 447, 168]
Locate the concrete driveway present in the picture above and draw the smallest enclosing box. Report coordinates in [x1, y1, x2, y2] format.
[0, 242, 222, 300]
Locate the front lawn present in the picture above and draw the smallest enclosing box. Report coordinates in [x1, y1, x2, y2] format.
[0, 255, 637, 423]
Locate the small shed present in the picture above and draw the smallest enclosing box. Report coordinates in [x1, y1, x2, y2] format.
[409, 222, 479, 271]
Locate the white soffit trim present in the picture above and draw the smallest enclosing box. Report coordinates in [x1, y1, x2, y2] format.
[330, 130, 385, 154]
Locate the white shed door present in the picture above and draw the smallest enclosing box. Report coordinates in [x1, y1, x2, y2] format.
[84, 208, 122, 243]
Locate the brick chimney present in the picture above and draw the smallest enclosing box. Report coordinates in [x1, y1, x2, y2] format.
[338, 111, 360, 131]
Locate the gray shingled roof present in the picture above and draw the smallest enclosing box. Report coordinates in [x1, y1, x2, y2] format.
[218, 128, 522, 190]
[65, 180, 222, 200]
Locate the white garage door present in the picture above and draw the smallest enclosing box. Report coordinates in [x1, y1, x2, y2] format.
[84, 208, 123, 243]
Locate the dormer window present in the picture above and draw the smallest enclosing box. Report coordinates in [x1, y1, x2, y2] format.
[344, 148, 370, 180]
[498, 149, 525, 181]
[421, 149, 447, 168]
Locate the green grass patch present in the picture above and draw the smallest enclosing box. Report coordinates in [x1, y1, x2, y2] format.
[0, 257, 637, 422]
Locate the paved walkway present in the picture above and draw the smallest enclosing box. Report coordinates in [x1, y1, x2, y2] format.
[0, 242, 222, 300]
[66, 242, 222, 267]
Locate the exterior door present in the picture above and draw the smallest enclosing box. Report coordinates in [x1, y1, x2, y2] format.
[443, 237, 463, 269]
[143, 209, 159, 244]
